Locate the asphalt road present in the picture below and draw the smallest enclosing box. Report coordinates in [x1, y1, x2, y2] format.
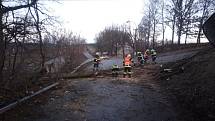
[86, 49, 198, 70]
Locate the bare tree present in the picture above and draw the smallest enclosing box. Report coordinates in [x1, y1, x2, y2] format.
[166, 0, 196, 44]
[161, 0, 166, 46]
[29, 2, 46, 68]
[95, 25, 131, 56]
[166, 4, 176, 44]
[139, 15, 151, 49]
[0, 0, 40, 82]
[0, 0, 55, 86]
[150, 0, 160, 48]
[139, 0, 160, 48]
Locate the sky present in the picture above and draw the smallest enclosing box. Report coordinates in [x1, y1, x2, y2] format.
[43, 0, 145, 43]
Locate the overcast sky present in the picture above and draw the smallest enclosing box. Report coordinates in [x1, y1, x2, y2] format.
[44, 0, 144, 43]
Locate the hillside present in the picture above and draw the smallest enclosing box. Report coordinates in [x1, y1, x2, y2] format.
[159, 46, 215, 121]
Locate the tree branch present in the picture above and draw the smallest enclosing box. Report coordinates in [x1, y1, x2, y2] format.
[3, 0, 38, 13]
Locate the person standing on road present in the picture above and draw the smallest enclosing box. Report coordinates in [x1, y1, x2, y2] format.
[123, 54, 133, 78]
[151, 49, 157, 63]
[137, 52, 144, 66]
[93, 53, 101, 72]
[112, 64, 120, 77]
[144, 49, 150, 63]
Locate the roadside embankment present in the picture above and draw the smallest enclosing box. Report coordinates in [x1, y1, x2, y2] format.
[158, 46, 215, 121]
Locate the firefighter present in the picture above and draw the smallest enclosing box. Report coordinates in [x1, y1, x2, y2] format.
[144, 49, 150, 63]
[151, 49, 157, 63]
[112, 64, 120, 77]
[137, 52, 144, 66]
[93, 53, 101, 72]
[123, 54, 133, 78]
[137, 52, 143, 62]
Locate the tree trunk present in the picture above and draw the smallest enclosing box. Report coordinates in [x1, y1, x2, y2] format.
[0, 1, 5, 82]
[152, 20, 156, 49]
[115, 42, 118, 56]
[161, 0, 165, 46]
[185, 33, 188, 44]
[185, 19, 190, 45]
[197, 2, 208, 44]
[147, 7, 151, 48]
[134, 29, 137, 55]
[171, 15, 176, 44]
[177, 19, 183, 45]
[177, 30, 182, 45]
[34, 4, 45, 68]
[197, 18, 204, 44]
[11, 38, 19, 76]
[162, 24, 165, 46]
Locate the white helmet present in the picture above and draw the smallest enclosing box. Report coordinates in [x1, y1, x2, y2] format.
[127, 54, 131, 58]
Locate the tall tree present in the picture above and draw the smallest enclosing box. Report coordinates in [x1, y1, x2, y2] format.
[161, 0, 166, 46]
[166, 2, 177, 44]
[150, 0, 160, 48]
[0, 0, 52, 83]
[0, 0, 39, 82]
[169, 0, 196, 44]
[95, 25, 131, 56]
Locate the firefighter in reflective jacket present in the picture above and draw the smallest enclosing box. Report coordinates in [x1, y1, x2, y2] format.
[93, 54, 100, 71]
[151, 49, 157, 63]
[137, 52, 144, 66]
[123, 54, 133, 78]
[137, 52, 142, 61]
[112, 64, 120, 77]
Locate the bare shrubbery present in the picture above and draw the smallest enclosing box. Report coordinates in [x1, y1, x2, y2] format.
[0, 1, 86, 100]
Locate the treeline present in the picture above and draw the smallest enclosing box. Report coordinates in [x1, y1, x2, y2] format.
[0, 0, 85, 90]
[43, 30, 86, 70]
[139, 0, 215, 46]
[95, 25, 131, 56]
[95, 0, 214, 55]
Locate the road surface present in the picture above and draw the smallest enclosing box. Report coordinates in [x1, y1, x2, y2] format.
[86, 49, 198, 70]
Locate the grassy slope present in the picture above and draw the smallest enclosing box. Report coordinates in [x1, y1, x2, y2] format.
[159, 46, 215, 121]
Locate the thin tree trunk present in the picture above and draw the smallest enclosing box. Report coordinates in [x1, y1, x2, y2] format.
[171, 15, 176, 44]
[178, 30, 182, 45]
[0, 1, 5, 82]
[185, 19, 191, 44]
[134, 29, 137, 55]
[34, 4, 45, 68]
[147, 7, 151, 48]
[197, 18, 204, 44]
[161, 0, 165, 46]
[185, 33, 188, 44]
[152, 20, 156, 49]
[162, 24, 165, 46]
[177, 19, 183, 45]
[11, 38, 19, 76]
[115, 42, 118, 56]
[197, 2, 208, 44]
